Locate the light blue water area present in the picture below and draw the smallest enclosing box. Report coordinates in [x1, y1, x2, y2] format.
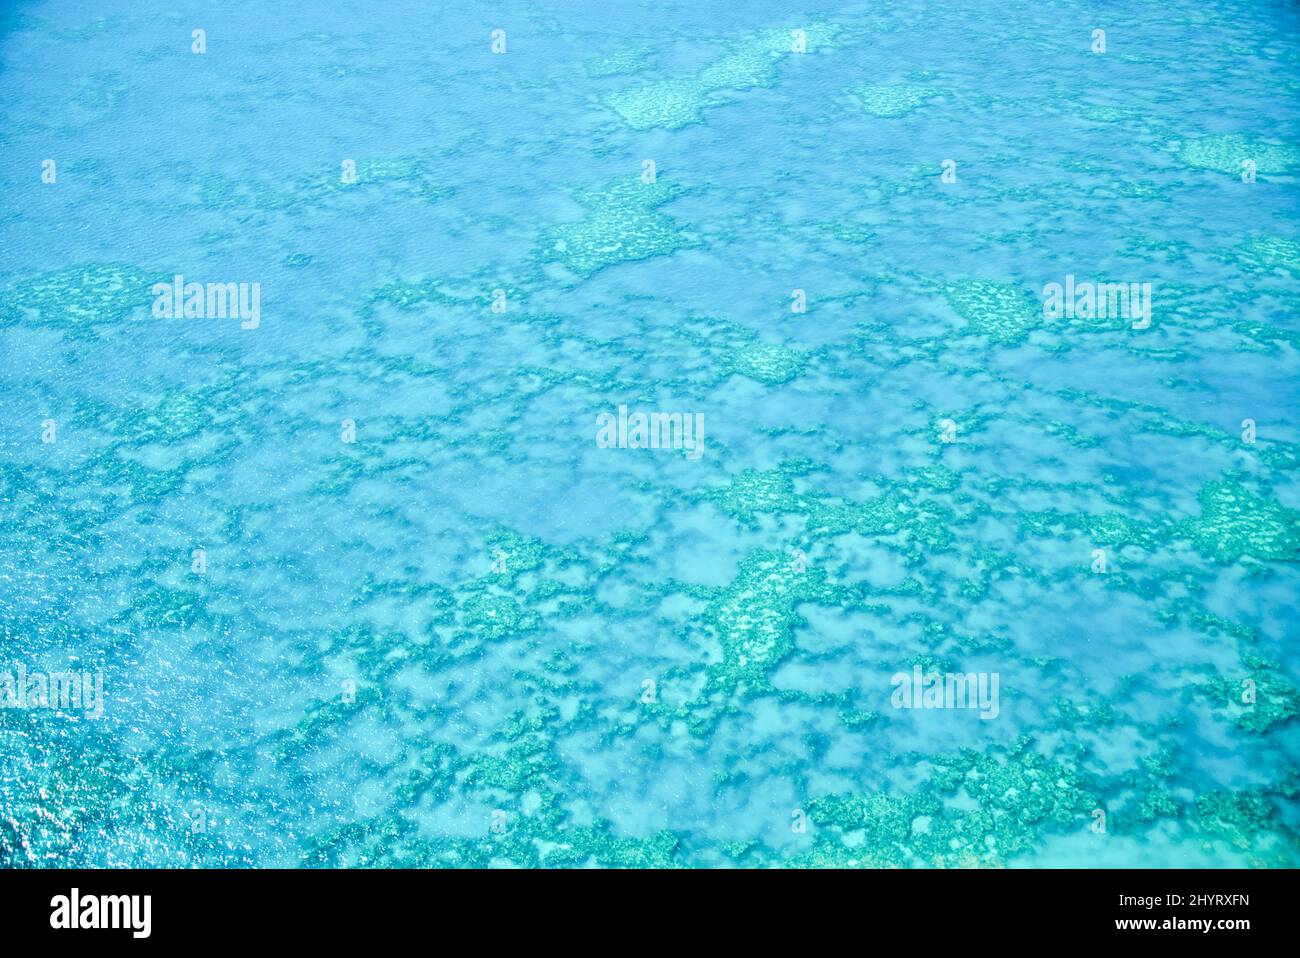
[1, 0, 1299, 867]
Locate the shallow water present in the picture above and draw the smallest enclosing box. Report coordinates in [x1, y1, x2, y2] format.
[1, 0, 1298, 867]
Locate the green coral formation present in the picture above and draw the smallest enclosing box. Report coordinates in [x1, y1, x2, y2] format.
[460, 592, 539, 641]
[727, 341, 808, 384]
[540, 176, 698, 276]
[1179, 478, 1300, 563]
[195, 156, 448, 219]
[707, 468, 799, 523]
[1202, 655, 1300, 734]
[1232, 235, 1300, 276]
[851, 83, 936, 117]
[302, 708, 686, 868]
[801, 739, 1097, 867]
[700, 548, 839, 688]
[1194, 784, 1297, 859]
[701, 466, 958, 557]
[0, 712, 123, 866]
[604, 23, 840, 129]
[944, 280, 1041, 344]
[121, 390, 212, 444]
[585, 47, 651, 78]
[1178, 133, 1300, 176]
[0, 262, 160, 333]
[604, 78, 708, 130]
[1020, 509, 1166, 551]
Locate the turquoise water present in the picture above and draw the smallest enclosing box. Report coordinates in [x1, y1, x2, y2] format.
[1, 0, 1299, 868]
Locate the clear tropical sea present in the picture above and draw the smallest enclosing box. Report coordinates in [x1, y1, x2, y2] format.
[1, 0, 1298, 868]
